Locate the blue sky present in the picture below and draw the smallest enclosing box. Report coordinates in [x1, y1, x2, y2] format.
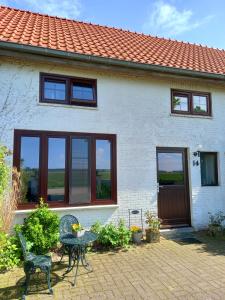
[1, 0, 224, 49]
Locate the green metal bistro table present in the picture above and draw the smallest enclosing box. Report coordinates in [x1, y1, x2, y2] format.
[61, 231, 97, 286]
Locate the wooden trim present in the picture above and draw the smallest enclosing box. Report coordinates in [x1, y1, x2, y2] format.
[171, 89, 212, 116]
[40, 73, 97, 107]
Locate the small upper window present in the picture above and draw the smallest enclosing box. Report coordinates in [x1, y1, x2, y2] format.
[200, 152, 218, 186]
[41, 74, 97, 107]
[171, 90, 211, 116]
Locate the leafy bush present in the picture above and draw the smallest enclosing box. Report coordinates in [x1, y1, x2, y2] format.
[91, 219, 131, 249]
[15, 200, 59, 254]
[208, 211, 225, 237]
[0, 232, 20, 272]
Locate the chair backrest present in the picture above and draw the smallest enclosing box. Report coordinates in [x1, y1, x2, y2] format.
[18, 232, 28, 260]
[59, 214, 79, 238]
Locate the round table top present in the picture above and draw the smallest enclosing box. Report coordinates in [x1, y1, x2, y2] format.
[61, 231, 98, 246]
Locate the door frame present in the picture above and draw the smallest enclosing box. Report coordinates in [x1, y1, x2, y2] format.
[156, 147, 191, 226]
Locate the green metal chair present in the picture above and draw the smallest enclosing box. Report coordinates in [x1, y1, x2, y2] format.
[18, 232, 53, 299]
[59, 214, 79, 263]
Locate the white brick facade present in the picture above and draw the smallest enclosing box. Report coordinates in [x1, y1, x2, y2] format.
[1, 56, 225, 230]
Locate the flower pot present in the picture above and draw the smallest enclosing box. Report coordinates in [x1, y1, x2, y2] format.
[73, 230, 85, 238]
[132, 231, 143, 244]
[145, 229, 160, 243]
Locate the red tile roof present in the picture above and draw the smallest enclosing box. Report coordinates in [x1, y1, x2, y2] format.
[1, 5, 225, 76]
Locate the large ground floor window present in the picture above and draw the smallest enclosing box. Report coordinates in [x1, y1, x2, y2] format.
[13, 130, 117, 209]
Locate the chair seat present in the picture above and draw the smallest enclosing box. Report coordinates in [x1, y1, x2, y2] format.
[27, 253, 52, 268]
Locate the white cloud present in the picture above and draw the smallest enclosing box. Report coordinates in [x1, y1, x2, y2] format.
[0, 0, 81, 19]
[143, 1, 213, 37]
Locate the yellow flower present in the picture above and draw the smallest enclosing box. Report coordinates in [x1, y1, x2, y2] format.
[71, 223, 83, 232]
[130, 225, 142, 233]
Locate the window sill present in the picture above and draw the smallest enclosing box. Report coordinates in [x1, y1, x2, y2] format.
[15, 204, 119, 215]
[38, 102, 99, 111]
[170, 113, 213, 119]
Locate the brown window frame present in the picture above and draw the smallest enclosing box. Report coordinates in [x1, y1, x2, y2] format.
[40, 73, 97, 107]
[171, 89, 211, 116]
[13, 130, 116, 210]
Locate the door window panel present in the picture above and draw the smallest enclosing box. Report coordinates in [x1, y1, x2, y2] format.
[70, 138, 91, 204]
[158, 152, 184, 185]
[96, 140, 112, 199]
[20, 137, 40, 203]
[47, 138, 66, 201]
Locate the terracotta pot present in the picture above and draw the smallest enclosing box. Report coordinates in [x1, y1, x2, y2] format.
[145, 229, 160, 243]
[132, 231, 143, 244]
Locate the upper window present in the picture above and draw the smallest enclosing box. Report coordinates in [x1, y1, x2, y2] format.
[200, 152, 218, 186]
[13, 130, 116, 209]
[40, 74, 97, 107]
[171, 90, 211, 116]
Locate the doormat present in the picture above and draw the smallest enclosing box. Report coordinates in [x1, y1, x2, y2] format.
[173, 237, 202, 245]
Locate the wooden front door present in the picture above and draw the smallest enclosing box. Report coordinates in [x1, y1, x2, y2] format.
[157, 147, 190, 226]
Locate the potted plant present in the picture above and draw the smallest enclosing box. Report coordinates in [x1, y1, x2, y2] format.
[145, 211, 161, 243]
[130, 226, 143, 244]
[208, 211, 225, 237]
[71, 223, 85, 237]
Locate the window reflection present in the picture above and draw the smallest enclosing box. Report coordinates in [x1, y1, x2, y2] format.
[47, 138, 66, 201]
[96, 140, 111, 199]
[20, 137, 40, 202]
[158, 152, 184, 185]
[70, 138, 91, 204]
[44, 80, 66, 101]
[72, 82, 94, 101]
[173, 95, 188, 111]
[193, 95, 207, 113]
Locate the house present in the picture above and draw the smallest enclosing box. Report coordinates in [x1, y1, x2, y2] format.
[1, 5, 225, 230]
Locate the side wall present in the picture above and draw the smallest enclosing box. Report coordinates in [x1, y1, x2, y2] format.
[1, 56, 225, 230]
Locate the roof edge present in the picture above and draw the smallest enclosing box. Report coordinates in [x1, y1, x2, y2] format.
[1, 41, 225, 81]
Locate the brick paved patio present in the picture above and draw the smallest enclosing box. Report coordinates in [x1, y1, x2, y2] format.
[1, 234, 225, 300]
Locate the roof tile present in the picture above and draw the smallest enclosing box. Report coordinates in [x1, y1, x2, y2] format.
[1, 5, 225, 75]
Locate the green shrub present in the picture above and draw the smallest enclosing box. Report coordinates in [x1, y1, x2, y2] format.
[0, 232, 20, 271]
[91, 219, 131, 249]
[15, 200, 59, 254]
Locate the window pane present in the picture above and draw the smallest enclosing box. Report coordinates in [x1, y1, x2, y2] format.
[47, 138, 66, 201]
[20, 137, 40, 203]
[96, 140, 112, 199]
[193, 95, 207, 113]
[172, 95, 188, 112]
[70, 138, 91, 204]
[72, 82, 94, 101]
[200, 153, 218, 186]
[158, 152, 184, 185]
[44, 80, 66, 101]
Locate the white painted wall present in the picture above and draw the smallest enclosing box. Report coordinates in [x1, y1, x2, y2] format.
[1, 56, 225, 230]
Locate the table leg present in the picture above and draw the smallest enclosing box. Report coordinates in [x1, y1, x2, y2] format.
[81, 248, 92, 272]
[73, 247, 81, 287]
